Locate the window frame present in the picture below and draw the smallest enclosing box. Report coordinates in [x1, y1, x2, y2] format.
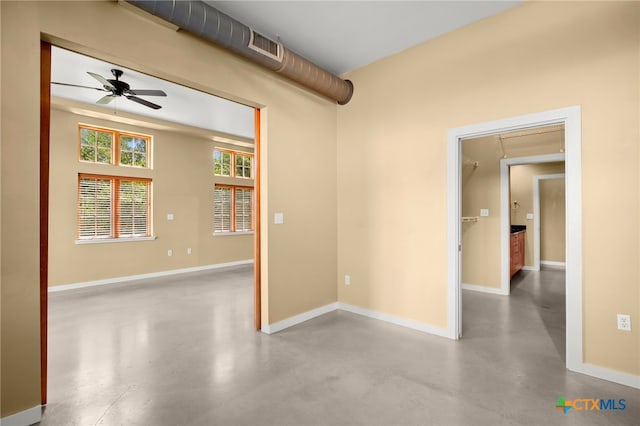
[213, 184, 254, 234]
[77, 173, 153, 243]
[214, 149, 233, 177]
[78, 124, 152, 169]
[213, 148, 253, 179]
[235, 152, 253, 179]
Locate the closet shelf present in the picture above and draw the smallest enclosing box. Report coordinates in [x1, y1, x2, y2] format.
[462, 216, 480, 223]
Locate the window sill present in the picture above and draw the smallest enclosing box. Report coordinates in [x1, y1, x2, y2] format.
[75, 236, 157, 245]
[213, 231, 255, 237]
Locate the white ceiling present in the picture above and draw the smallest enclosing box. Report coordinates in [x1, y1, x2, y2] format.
[51, 1, 521, 138]
[51, 46, 256, 139]
[208, 1, 521, 75]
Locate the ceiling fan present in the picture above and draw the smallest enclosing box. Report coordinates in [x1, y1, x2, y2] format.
[52, 69, 167, 110]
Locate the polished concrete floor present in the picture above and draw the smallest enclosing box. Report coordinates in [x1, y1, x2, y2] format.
[41, 266, 639, 425]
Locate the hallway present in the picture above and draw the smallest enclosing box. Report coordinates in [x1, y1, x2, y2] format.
[42, 266, 638, 425]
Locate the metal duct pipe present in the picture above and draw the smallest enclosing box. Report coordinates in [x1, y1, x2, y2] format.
[127, 0, 354, 105]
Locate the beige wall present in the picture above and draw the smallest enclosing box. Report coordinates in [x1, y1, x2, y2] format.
[510, 162, 566, 266]
[540, 177, 566, 263]
[460, 145, 564, 288]
[1, 0, 337, 417]
[460, 136, 503, 288]
[48, 107, 254, 286]
[2, 0, 639, 420]
[338, 0, 639, 378]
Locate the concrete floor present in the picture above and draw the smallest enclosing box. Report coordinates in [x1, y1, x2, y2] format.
[41, 266, 639, 425]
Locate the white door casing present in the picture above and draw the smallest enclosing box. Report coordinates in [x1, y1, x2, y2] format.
[446, 106, 582, 374]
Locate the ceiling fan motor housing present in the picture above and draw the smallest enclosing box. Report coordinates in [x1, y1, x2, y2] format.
[107, 69, 128, 95]
[107, 79, 130, 96]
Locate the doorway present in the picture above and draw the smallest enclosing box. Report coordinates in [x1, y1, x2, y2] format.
[446, 106, 582, 373]
[40, 41, 263, 404]
[500, 154, 565, 292]
[534, 173, 566, 270]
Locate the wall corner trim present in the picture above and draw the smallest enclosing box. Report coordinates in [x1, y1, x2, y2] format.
[338, 303, 451, 339]
[261, 303, 339, 334]
[0, 405, 42, 426]
[260, 302, 451, 339]
[48, 260, 254, 292]
[461, 283, 509, 295]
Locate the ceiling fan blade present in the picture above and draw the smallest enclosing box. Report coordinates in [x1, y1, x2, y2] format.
[51, 82, 109, 92]
[126, 95, 162, 110]
[96, 95, 116, 105]
[87, 72, 115, 90]
[127, 89, 167, 97]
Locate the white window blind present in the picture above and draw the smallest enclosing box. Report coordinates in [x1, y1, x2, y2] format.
[78, 174, 151, 240]
[235, 187, 253, 231]
[78, 177, 113, 239]
[214, 186, 232, 232]
[118, 180, 150, 237]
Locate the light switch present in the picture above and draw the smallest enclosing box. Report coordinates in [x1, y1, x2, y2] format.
[167, 213, 174, 221]
[274, 212, 284, 224]
[480, 209, 489, 217]
[526, 213, 534, 220]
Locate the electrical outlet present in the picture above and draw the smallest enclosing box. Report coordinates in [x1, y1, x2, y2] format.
[187, 248, 192, 255]
[480, 209, 489, 217]
[344, 275, 351, 285]
[617, 314, 631, 331]
[168, 249, 173, 257]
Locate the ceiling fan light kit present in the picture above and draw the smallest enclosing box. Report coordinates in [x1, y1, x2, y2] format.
[52, 68, 167, 110]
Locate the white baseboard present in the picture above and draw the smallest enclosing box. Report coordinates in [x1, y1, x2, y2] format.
[337, 302, 450, 338]
[541, 260, 566, 267]
[261, 302, 338, 334]
[462, 283, 508, 295]
[48, 259, 253, 292]
[0, 405, 41, 426]
[571, 362, 640, 390]
[521, 265, 539, 271]
[261, 302, 449, 339]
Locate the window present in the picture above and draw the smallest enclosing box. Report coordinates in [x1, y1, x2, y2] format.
[214, 185, 253, 233]
[79, 127, 113, 164]
[235, 153, 252, 178]
[78, 174, 151, 240]
[214, 150, 232, 176]
[214, 149, 252, 178]
[79, 124, 151, 168]
[120, 135, 148, 167]
[214, 186, 232, 232]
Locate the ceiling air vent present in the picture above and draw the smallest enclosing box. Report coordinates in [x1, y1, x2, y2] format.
[248, 30, 282, 62]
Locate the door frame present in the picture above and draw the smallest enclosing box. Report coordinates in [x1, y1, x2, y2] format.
[499, 154, 565, 293]
[40, 41, 264, 404]
[533, 173, 566, 270]
[446, 105, 583, 373]
[40, 41, 52, 405]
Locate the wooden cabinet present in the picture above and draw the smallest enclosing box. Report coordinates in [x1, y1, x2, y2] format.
[510, 231, 525, 277]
